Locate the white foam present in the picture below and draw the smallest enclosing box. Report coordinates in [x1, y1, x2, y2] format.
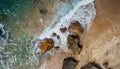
[0, 23, 9, 43]
[35, 0, 96, 51]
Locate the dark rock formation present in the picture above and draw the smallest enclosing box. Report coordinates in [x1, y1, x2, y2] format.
[62, 57, 78, 69]
[67, 34, 82, 54]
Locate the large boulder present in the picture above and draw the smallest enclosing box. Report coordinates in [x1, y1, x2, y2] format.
[39, 38, 54, 53]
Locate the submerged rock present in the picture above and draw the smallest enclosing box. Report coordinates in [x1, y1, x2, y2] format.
[68, 21, 83, 35]
[60, 27, 67, 33]
[62, 57, 78, 69]
[80, 62, 102, 69]
[39, 38, 54, 53]
[0, 24, 9, 43]
[57, 35, 60, 39]
[52, 32, 57, 37]
[0, 14, 8, 22]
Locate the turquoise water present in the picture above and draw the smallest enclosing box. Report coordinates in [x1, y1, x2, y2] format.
[0, 0, 34, 18]
[0, 0, 37, 69]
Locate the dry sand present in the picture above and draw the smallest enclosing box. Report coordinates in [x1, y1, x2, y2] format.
[76, 0, 120, 69]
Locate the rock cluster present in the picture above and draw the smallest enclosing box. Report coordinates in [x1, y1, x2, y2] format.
[67, 21, 83, 54]
[38, 21, 83, 68]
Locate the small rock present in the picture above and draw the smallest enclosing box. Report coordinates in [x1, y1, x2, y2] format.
[62, 57, 78, 69]
[39, 38, 54, 53]
[60, 27, 67, 33]
[52, 32, 57, 37]
[68, 21, 83, 35]
[54, 46, 60, 50]
[80, 62, 102, 69]
[57, 35, 60, 39]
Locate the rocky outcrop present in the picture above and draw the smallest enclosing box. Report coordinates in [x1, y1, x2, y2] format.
[39, 38, 54, 53]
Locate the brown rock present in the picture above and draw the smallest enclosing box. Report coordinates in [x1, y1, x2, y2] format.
[52, 32, 57, 37]
[57, 35, 60, 39]
[68, 21, 83, 35]
[60, 27, 67, 33]
[39, 38, 54, 53]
